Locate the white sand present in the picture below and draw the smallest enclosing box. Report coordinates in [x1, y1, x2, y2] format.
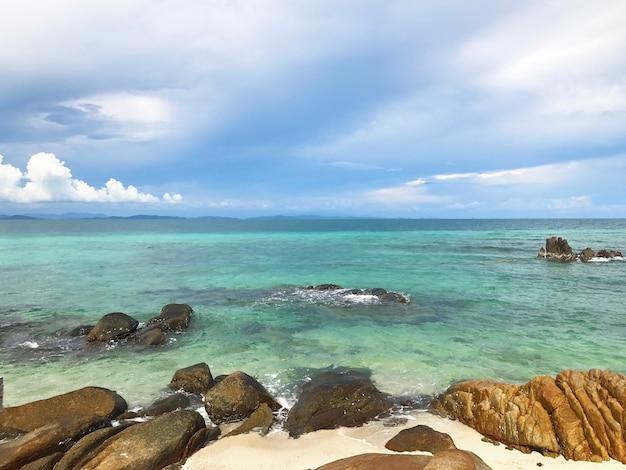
[183, 411, 625, 470]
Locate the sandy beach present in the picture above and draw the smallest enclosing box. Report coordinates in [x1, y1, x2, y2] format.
[182, 411, 625, 470]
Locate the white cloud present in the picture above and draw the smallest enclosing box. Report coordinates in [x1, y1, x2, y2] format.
[0, 153, 180, 204]
[432, 161, 580, 185]
[367, 183, 447, 205]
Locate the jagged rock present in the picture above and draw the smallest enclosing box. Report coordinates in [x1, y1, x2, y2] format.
[385, 424, 456, 453]
[225, 402, 274, 437]
[0, 386, 127, 433]
[117, 392, 192, 420]
[431, 369, 626, 462]
[579, 247, 595, 262]
[316, 453, 432, 469]
[147, 303, 193, 331]
[285, 370, 394, 438]
[79, 409, 206, 470]
[53, 422, 135, 470]
[0, 414, 110, 470]
[169, 362, 214, 395]
[86, 312, 139, 342]
[538, 236, 577, 262]
[204, 371, 282, 424]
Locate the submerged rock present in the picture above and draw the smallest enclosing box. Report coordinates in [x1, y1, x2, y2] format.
[285, 370, 394, 438]
[147, 303, 193, 331]
[86, 312, 139, 342]
[306, 284, 410, 303]
[431, 369, 626, 462]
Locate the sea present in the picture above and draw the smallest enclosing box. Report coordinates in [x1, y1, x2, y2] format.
[1, 218, 625, 411]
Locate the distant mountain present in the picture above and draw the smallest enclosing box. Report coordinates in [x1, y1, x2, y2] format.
[0, 214, 38, 220]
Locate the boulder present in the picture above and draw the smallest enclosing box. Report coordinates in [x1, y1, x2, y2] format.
[0, 386, 127, 433]
[431, 369, 626, 462]
[79, 409, 206, 470]
[285, 370, 394, 438]
[579, 247, 595, 262]
[316, 453, 432, 470]
[19, 452, 63, 470]
[597, 249, 623, 258]
[117, 392, 192, 420]
[225, 402, 274, 437]
[147, 303, 193, 331]
[0, 414, 110, 470]
[385, 424, 456, 454]
[132, 324, 168, 346]
[204, 371, 282, 424]
[86, 312, 139, 342]
[169, 362, 214, 395]
[424, 449, 492, 470]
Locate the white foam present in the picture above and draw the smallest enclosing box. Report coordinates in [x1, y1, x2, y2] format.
[20, 340, 39, 349]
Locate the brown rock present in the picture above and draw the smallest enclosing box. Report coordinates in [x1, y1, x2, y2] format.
[204, 371, 281, 424]
[80, 409, 206, 470]
[226, 402, 274, 437]
[133, 324, 168, 345]
[285, 370, 394, 438]
[19, 452, 63, 470]
[385, 424, 456, 453]
[117, 392, 192, 420]
[424, 449, 491, 470]
[538, 236, 577, 262]
[579, 247, 595, 262]
[316, 453, 432, 470]
[0, 386, 127, 433]
[431, 369, 626, 462]
[87, 312, 139, 342]
[147, 303, 193, 331]
[169, 362, 214, 395]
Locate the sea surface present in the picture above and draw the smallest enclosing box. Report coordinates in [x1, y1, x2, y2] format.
[1, 218, 625, 410]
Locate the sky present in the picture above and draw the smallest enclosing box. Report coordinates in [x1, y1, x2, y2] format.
[1, 0, 625, 218]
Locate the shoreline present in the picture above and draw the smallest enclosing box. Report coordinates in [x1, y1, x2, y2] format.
[183, 410, 625, 470]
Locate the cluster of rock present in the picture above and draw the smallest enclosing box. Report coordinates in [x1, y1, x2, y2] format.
[538, 236, 623, 262]
[431, 369, 626, 463]
[307, 284, 410, 303]
[0, 363, 491, 470]
[80, 303, 194, 347]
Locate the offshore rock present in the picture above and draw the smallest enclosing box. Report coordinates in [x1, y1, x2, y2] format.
[285, 370, 394, 438]
[79, 409, 206, 470]
[204, 371, 282, 424]
[147, 303, 193, 331]
[385, 424, 456, 453]
[169, 362, 215, 395]
[537, 236, 577, 262]
[86, 312, 139, 342]
[307, 284, 410, 303]
[431, 369, 626, 462]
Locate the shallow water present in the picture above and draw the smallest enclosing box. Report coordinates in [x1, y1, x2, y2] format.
[1, 218, 625, 408]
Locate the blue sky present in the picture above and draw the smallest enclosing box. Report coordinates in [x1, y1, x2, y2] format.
[1, 0, 625, 218]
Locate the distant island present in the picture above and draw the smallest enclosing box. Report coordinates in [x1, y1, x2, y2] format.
[0, 213, 358, 221]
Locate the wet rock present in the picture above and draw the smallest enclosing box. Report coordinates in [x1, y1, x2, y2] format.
[180, 426, 221, 460]
[431, 369, 626, 462]
[19, 452, 63, 470]
[204, 371, 281, 424]
[117, 392, 192, 420]
[308, 284, 344, 291]
[86, 312, 139, 342]
[597, 249, 623, 258]
[79, 409, 206, 470]
[225, 402, 274, 437]
[147, 303, 193, 331]
[316, 453, 432, 470]
[61, 325, 94, 337]
[132, 324, 168, 345]
[169, 362, 214, 395]
[385, 424, 456, 453]
[285, 370, 394, 438]
[538, 236, 577, 262]
[579, 247, 595, 262]
[0, 386, 127, 433]
[0, 414, 110, 470]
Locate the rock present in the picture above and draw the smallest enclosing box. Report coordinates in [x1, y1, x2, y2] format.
[308, 284, 344, 291]
[169, 362, 214, 395]
[132, 324, 168, 345]
[285, 370, 394, 438]
[53, 422, 135, 470]
[385, 424, 456, 453]
[79, 409, 206, 470]
[0, 414, 110, 470]
[117, 392, 192, 420]
[147, 303, 193, 331]
[597, 249, 623, 258]
[424, 449, 492, 470]
[62, 325, 94, 337]
[538, 236, 577, 262]
[579, 247, 595, 262]
[316, 453, 432, 470]
[19, 452, 63, 470]
[431, 369, 626, 462]
[225, 402, 274, 437]
[180, 426, 221, 460]
[86, 312, 139, 342]
[204, 371, 282, 424]
[0, 386, 127, 433]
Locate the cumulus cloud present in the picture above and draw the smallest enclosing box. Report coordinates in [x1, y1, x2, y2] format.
[0, 153, 182, 204]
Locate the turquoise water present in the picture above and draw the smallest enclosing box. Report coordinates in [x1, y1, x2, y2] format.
[1, 218, 625, 408]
